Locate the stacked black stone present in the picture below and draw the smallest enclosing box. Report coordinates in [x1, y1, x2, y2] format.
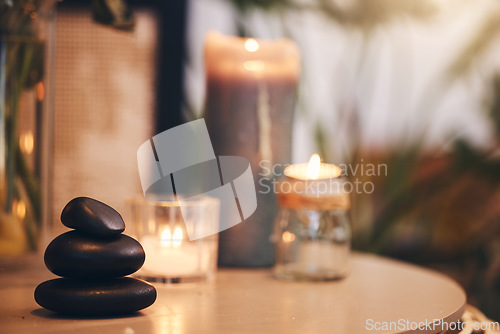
[35, 197, 157, 316]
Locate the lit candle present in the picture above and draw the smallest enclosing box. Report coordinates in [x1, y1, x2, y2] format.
[284, 154, 342, 181]
[277, 154, 349, 210]
[273, 154, 350, 280]
[129, 197, 220, 282]
[204, 31, 300, 174]
[204, 31, 300, 267]
[204, 31, 300, 84]
[140, 225, 216, 278]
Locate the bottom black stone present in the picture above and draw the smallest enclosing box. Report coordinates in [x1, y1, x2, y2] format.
[34, 277, 157, 316]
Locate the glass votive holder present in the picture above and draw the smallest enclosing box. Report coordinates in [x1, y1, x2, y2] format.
[272, 167, 351, 281]
[128, 196, 220, 283]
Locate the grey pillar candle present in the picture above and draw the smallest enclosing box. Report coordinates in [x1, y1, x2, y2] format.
[203, 31, 300, 267]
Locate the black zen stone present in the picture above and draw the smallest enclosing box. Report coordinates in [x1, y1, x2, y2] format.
[44, 231, 145, 278]
[34, 277, 157, 316]
[61, 197, 125, 237]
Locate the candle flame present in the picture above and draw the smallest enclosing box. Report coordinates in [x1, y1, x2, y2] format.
[244, 38, 259, 52]
[284, 154, 341, 180]
[161, 228, 172, 246]
[160, 226, 184, 247]
[306, 154, 321, 180]
[172, 227, 183, 248]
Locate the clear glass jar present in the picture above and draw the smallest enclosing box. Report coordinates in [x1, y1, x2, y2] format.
[0, 3, 56, 256]
[272, 176, 351, 281]
[127, 196, 220, 284]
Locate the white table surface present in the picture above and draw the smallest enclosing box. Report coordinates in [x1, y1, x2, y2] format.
[0, 253, 466, 334]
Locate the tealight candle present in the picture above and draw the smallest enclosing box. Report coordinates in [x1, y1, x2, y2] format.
[128, 197, 219, 283]
[272, 154, 351, 281]
[276, 154, 349, 210]
[140, 226, 213, 277]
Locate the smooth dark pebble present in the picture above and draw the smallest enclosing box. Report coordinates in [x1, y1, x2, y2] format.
[34, 277, 157, 316]
[61, 197, 125, 237]
[44, 231, 145, 278]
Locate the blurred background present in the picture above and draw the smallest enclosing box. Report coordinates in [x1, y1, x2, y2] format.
[190, 0, 500, 319]
[2, 0, 500, 320]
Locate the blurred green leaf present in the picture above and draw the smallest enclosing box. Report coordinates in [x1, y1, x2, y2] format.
[23, 41, 44, 88]
[313, 122, 329, 162]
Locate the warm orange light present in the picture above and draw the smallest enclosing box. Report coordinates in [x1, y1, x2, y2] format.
[13, 200, 26, 220]
[284, 154, 342, 180]
[244, 38, 259, 52]
[36, 82, 44, 101]
[172, 227, 183, 248]
[282, 231, 295, 243]
[244, 60, 264, 72]
[306, 154, 321, 180]
[161, 226, 183, 247]
[161, 228, 172, 246]
[19, 131, 34, 155]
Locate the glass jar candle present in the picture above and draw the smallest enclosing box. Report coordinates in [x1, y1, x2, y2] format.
[128, 196, 220, 283]
[272, 155, 351, 281]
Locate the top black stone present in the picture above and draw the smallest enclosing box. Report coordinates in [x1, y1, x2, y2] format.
[61, 197, 125, 237]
